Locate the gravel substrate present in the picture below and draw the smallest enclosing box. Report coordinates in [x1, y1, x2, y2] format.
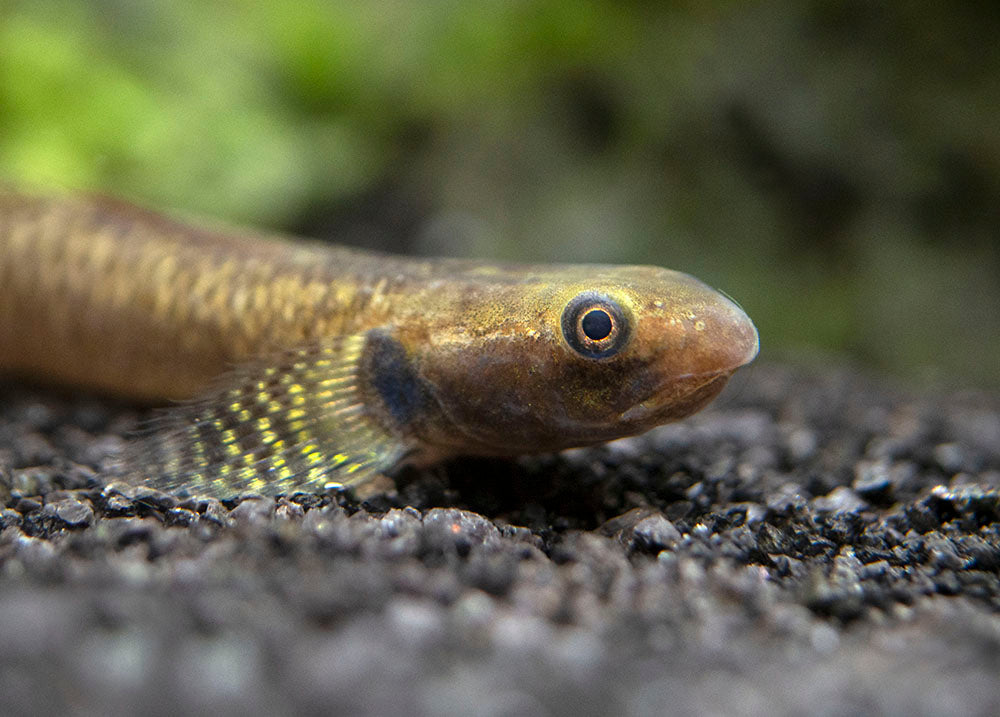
[1, 362, 999, 716]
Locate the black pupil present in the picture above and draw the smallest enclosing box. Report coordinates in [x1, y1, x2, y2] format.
[581, 309, 613, 341]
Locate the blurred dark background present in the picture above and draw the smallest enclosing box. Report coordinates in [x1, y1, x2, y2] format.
[2, 1, 998, 387]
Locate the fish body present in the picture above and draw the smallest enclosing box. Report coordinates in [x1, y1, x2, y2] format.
[0, 191, 759, 497]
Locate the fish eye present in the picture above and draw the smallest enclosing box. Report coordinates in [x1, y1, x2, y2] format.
[561, 293, 630, 359]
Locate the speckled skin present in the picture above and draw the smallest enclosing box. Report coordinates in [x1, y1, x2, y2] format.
[0, 190, 758, 495]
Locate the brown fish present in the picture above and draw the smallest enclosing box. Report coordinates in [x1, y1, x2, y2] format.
[0, 190, 759, 497]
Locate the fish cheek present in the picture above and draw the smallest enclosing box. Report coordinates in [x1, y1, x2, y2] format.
[412, 338, 561, 451]
[562, 357, 647, 420]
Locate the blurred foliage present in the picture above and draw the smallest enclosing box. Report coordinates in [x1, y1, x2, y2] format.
[1, 0, 998, 387]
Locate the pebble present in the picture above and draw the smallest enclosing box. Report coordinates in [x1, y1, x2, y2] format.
[45, 498, 95, 528]
[0, 364, 997, 713]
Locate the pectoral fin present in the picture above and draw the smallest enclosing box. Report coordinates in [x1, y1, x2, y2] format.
[125, 332, 409, 498]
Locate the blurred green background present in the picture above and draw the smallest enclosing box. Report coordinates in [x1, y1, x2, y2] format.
[2, 1, 998, 387]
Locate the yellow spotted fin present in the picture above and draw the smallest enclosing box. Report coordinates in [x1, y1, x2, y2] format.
[127, 332, 408, 497]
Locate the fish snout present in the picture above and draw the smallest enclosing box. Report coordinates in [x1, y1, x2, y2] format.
[705, 293, 759, 375]
[664, 286, 759, 381]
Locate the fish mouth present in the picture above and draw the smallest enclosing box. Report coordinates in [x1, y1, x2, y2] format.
[618, 369, 735, 425]
[618, 303, 757, 427]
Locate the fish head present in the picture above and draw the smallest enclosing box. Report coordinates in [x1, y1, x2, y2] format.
[402, 264, 759, 457]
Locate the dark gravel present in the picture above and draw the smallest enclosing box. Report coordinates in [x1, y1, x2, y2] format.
[1, 363, 999, 716]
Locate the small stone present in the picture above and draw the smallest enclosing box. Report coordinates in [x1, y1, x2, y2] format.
[926, 536, 967, 571]
[110, 517, 160, 547]
[13, 497, 42, 514]
[598, 507, 656, 536]
[853, 460, 893, 501]
[812, 486, 866, 514]
[933, 443, 967, 473]
[0, 509, 22, 529]
[274, 498, 305, 521]
[378, 507, 423, 540]
[858, 559, 891, 580]
[229, 497, 274, 525]
[960, 536, 1000, 571]
[130, 486, 179, 511]
[423, 508, 501, 552]
[631, 514, 682, 552]
[803, 567, 864, 621]
[200, 499, 232, 527]
[101, 491, 138, 518]
[785, 428, 818, 461]
[163, 507, 198, 527]
[903, 501, 941, 534]
[767, 483, 807, 512]
[56, 462, 100, 491]
[49, 498, 94, 527]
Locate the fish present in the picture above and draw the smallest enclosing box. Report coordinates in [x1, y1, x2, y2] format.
[0, 190, 759, 497]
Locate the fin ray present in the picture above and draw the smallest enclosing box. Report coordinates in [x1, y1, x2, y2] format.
[124, 333, 406, 497]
